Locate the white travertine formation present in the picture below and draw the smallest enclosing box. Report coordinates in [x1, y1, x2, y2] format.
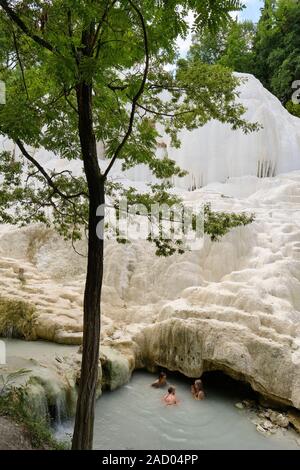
[1, 171, 300, 407]
[2, 74, 300, 190]
[1, 75, 300, 407]
[110, 73, 300, 189]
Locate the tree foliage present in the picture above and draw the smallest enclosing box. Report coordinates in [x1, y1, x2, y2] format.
[0, 0, 257, 449]
[249, 0, 300, 106]
[0, 1, 256, 243]
[189, 0, 300, 117]
[188, 18, 256, 73]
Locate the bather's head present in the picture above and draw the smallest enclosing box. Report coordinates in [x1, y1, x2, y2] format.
[194, 379, 203, 391]
[168, 386, 176, 395]
[159, 372, 167, 382]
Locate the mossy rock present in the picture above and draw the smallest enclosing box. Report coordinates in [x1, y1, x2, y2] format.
[100, 346, 132, 391]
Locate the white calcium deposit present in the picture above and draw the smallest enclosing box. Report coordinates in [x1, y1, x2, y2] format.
[0, 75, 300, 407]
[0, 171, 300, 407]
[2, 74, 300, 189]
[104, 73, 300, 189]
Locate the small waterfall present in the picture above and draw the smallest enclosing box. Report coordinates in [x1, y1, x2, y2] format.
[25, 378, 76, 428]
[25, 382, 50, 424]
[49, 393, 68, 426]
[257, 160, 276, 178]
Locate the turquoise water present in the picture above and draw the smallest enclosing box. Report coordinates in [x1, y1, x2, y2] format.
[2, 339, 299, 450]
[1, 338, 78, 361]
[57, 371, 300, 450]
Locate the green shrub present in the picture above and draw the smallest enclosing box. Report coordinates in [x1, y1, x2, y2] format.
[0, 297, 37, 340]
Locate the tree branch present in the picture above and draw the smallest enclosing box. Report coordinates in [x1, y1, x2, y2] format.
[67, 9, 79, 66]
[63, 87, 78, 114]
[107, 82, 128, 91]
[12, 29, 29, 99]
[104, 0, 149, 177]
[135, 102, 197, 118]
[16, 139, 87, 200]
[0, 0, 55, 53]
[92, 0, 118, 57]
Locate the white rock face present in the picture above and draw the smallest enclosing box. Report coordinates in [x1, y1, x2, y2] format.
[1, 75, 300, 407]
[113, 74, 300, 189]
[0, 172, 300, 407]
[1, 74, 300, 190]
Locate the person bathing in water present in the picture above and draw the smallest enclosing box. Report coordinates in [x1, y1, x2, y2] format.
[151, 371, 167, 388]
[191, 379, 205, 400]
[163, 386, 179, 405]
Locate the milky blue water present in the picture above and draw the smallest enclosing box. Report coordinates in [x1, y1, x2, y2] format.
[57, 371, 300, 450]
[2, 339, 298, 450]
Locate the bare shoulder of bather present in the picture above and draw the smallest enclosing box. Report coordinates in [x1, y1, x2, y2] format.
[163, 386, 179, 405]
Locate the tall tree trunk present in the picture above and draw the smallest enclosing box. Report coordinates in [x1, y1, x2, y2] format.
[72, 80, 105, 450]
